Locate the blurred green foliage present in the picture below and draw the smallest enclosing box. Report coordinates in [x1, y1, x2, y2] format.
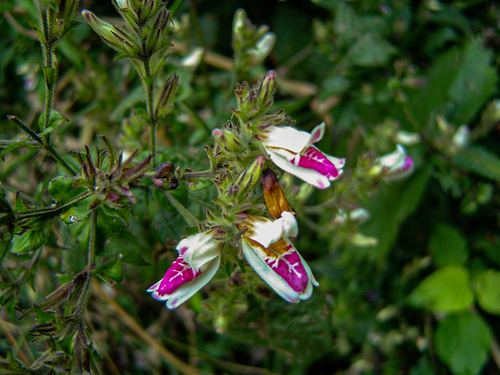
[1, 0, 500, 374]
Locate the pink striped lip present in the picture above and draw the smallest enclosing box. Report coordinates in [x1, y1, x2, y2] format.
[265, 244, 309, 293]
[294, 146, 340, 179]
[157, 256, 202, 295]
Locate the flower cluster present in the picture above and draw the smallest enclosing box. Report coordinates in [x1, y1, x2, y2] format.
[148, 71, 415, 309]
[148, 168, 319, 309]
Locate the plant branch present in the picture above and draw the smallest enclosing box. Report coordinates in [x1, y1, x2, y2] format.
[7, 115, 77, 175]
[0, 191, 91, 226]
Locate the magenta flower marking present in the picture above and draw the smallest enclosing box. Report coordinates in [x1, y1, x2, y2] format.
[258, 122, 345, 189]
[241, 213, 318, 303]
[263, 243, 309, 293]
[147, 230, 222, 309]
[294, 146, 340, 179]
[156, 256, 202, 296]
[402, 156, 413, 171]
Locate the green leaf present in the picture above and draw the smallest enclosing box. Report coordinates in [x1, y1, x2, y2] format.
[0, 223, 14, 267]
[447, 40, 498, 125]
[101, 205, 130, 226]
[10, 229, 45, 254]
[474, 270, 500, 315]
[48, 175, 91, 224]
[92, 255, 123, 285]
[408, 265, 474, 312]
[38, 110, 68, 136]
[353, 164, 431, 267]
[435, 313, 490, 375]
[429, 223, 468, 266]
[348, 33, 397, 67]
[0, 141, 40, 159]
[134, 107, 152, 123]
[96, 208, 146, 265]
[33, 305, 57, 325]
[0, 190, 12, 213]
[408, 39, 498, 129]
[186, 179, 213, 192]
[454, 145, 500, 183]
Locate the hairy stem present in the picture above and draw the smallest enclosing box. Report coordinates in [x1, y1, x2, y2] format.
[6, 115, 76, 175]
[0, 191, 91, 226]
[88, 208, 97, 268]
[142, 59, 158, 167]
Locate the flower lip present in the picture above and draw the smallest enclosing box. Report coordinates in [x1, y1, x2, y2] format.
[258, 123, 345, 189]
[147, 230, 222, 309]
[239, 212, 317, 303]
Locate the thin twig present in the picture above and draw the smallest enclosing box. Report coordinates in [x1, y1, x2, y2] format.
[0, 319, 31, 366]
[92, 281, 201, 375]
[490, 334, 500, 371]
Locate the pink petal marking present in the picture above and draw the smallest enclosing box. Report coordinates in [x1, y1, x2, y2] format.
[294, 146, 339, 179]
[402, 156, 413, 171]
[259, 239, 309, 293]
[156, 256, 202, 296]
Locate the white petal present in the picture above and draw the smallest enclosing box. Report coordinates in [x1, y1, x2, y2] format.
[166, 256, 220, 309]
[267, 151, 331, 189]
[326, 155, 346, 170]
[260, 126, 312, 153]
[280, 211, 298, 238]
[178, 231, 220, 269]
[377, 145, 406, 172]
[248, 216, 284, 248]
[241, 239, 300, 303]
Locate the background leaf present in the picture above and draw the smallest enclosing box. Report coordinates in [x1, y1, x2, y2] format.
[408, 265, 474, 312]
[435, 313, 490, 375]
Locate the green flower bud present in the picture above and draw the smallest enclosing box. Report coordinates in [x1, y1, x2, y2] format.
[212, 128, 243, 153]
[82, 10, 138, 56]
[234, 71, 277, 122]
[231, 156, 266, 197]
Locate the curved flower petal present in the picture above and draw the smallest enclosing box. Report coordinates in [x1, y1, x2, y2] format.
[240, 213, 317, 303]
[374, 144, 414, 181]
[258, 123, 345, 189]
[148, 230, 222, 309]
[242, 237, 317, 303]
[148, 256, 220, 309]
[241, 212, 298, 248]
[178, 231, 220, 269]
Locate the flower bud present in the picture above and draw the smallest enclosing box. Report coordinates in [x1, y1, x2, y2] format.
[452, 125, 470, 149]
[212, 128, 242, 153]
[181, 47, 204, 68]
[370, 145, 414, 181]
[249, 33, 276, 65]
[234, 71, 276, 122]
[82, 10, 137, 56]
[395, 130, 421, 146]
[230, 157, 266, 197]
[261, 169, 294, 219]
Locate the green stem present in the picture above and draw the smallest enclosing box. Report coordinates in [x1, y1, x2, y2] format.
[41, 10, 56, 137]
[88, 209, 97, 268]
[142, 59, 158, 167]
[0, 191, 91, 226]
[7, 115, 77, 175]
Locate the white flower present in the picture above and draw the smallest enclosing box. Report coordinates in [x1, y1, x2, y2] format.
[257, 122, 345, 189]
[373, 144, 414, 181]
[452, 125, 470, 149]
[239, 212, 318, 303]
[148, 231, 221, 309]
